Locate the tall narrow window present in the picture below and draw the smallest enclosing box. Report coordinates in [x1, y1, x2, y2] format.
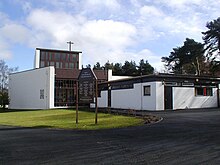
[56, 62, 60, 68]
[40, 89, 44, 99]
[40, 52, 45, 60]
[40, 61, 45, 67]
[144, 85, 151, 96]
[69, 63, 74, 69]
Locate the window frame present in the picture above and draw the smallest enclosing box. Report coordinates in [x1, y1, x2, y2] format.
[143, 85, 151, 96]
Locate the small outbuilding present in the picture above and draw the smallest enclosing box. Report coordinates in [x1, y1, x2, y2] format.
[97, 74, 220, 111]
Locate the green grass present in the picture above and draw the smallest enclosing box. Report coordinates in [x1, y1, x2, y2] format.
[0, 109, 144, 130]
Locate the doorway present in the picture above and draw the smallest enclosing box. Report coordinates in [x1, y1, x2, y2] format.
[164, 86, 173, 110]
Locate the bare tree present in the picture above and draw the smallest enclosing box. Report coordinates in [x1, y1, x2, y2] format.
[0, 60, 18, 92]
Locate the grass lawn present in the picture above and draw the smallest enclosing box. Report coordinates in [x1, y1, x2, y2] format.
[0, 109, 144, 130]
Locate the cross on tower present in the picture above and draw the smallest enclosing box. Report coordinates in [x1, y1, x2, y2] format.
[67, 41, 74, 51]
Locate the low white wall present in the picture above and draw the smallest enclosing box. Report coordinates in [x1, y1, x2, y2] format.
[173, 87, 218, 109]
[9, 67, 55, 109]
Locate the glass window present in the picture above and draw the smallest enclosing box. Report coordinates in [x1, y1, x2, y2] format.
[49, 53, 53, 60]
[72, 54, 77, 60]
[144, 85, 151, 96]
[195, 87, 203, 96]
[65, 63, 69, 68]
[195, 87, 213, 96]
[50, 62, 54, 66]
[40, 89, 44, 99]
[56, 62, 59, 68]
[40, 52, 45, 60]
[206, 88, 213, 96]
[55, 53, 60, 60]
[61, 53, 66, 60]
[60, 62, 63, 68]
[40, 61, 45, 67]
[45, 52, 48, 60]
[67, 54, 70, 61]
[69, 63, 74, 69]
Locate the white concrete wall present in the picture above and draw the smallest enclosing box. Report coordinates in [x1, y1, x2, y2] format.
[107, 69, 131, 81]
[111, 86, 142, 110]
[173, 87, 218, 109]
[34, 49, 40, 69]
[141, 82, 156, 110]
[9, 66, 55, 109]
[98, 91, 108, 107]
[97, 82, 160, 111]
[155, 82, 164, 110]
[79, 52, 82, 70]
[97, 81, 218, 111]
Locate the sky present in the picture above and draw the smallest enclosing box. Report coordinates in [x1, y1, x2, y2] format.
[0, 0, 220, 72]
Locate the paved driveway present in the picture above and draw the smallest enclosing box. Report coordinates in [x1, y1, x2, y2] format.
[1, 109, 220, 164]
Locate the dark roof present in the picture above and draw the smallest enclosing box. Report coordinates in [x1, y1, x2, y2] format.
[36, 48, 82, 54]
[99, 73, 220, 85]
[55, 68, 108, 81]
[93, 70, 108, 80]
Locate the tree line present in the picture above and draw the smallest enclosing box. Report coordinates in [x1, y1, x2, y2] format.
[88, 59, 154, 76]
[162, 17, 220, 76]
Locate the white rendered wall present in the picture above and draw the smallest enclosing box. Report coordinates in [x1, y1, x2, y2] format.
[79, 52, 82, 69]
[110, 82, 161, 111]
[108, 70, 131, 81]
[98, 91, 108, 107]
[155, 82, 164, 110]
[173, 87, 218, 109]
[141, 82, 156, 110]
[34, 49, 40, 69]
[98, 81, 163, 111]
[111, 86, 142, 110]
[9, 67, 55, 109]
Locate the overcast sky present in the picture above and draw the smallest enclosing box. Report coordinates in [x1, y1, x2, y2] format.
[0, 0, 219, 71]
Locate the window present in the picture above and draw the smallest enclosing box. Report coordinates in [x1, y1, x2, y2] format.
[195, 87, 213, 96]
[73, 54, 77, 60]
[40, 89, 44, 99]
[56, 62, 60, 68]
[67, 54, 70, 61]
[65, 63, 69, 68]
[45, 52, 48, 60]
[61, 53, 66, 60]
[40, 52, 45, 60]
[206, 88, 213, 96]
[55, 53, 60, 60]
[40, 61, 45, 67]
[49, 53, 53, 60]
[69, 63, 74, 69]
[144, 85, 151, 96]
[50, 62, 54, 66]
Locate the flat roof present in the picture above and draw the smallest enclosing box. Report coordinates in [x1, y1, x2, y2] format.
[99, 73, 220, 85]
[36, 48, 82, 53]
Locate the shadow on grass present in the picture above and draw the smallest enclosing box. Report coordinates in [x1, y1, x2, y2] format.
[0, 125, 54, 131]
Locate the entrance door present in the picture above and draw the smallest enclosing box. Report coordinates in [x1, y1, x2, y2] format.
[164, 86, 173, 110]
[108, 87, 111, 107]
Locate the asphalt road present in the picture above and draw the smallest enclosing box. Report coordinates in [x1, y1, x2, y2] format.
[1, 109, 220, 165]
